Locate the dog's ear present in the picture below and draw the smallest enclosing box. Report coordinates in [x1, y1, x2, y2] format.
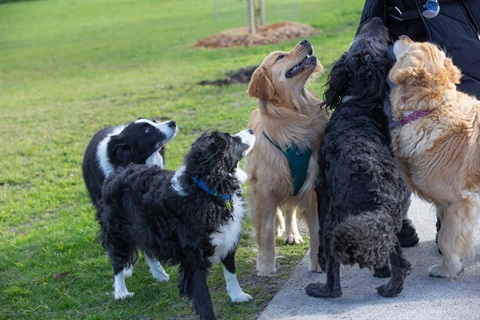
[388, 56, 418, 85]
[210, 132, 228, 152]
[323, 53, 349, 109]
[248, 66, 274, 101]
[442, 57, 462, 84]
[109, 134, 134, 166]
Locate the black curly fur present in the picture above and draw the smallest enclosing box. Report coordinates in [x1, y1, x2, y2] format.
[305, 18, 411, 299]
[99, 131, 252, 320]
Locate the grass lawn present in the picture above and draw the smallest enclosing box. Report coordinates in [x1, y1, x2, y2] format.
[0, 1, 364, 319]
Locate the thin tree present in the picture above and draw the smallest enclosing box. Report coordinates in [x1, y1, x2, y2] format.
[247, 0, 265, 34]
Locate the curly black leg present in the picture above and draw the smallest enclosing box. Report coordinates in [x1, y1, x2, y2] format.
[377, 244, 411, 297]
[305, 235, 342, 298]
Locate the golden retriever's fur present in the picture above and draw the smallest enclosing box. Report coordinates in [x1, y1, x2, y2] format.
[389, 36, 480, 279]
[246, 40, 329, 276]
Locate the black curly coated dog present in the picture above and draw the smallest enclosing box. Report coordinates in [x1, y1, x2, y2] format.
[99, 129, 254, 320]
[305, 17, 411, 298]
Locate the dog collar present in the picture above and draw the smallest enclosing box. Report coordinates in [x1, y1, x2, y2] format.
[192, 176, 232, 209]
[400, 110, 433, 126]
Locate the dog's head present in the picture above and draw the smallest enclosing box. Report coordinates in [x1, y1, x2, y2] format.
[185, 129, 255, 190]
[109, 118, 178, 167]
[247, 39, 323, 111]
[389, 35, 462, 91]
[322, 17, 393, 110]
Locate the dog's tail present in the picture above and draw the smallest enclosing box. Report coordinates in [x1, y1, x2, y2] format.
[331, 212, 399, 269]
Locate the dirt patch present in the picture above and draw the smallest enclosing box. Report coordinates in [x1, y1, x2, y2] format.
[197, 21, 318, 86]
[193, 21, 317, 49]
[198, 65, 258, 86]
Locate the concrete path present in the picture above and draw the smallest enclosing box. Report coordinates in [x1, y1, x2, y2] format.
[258, 195, 480, 320]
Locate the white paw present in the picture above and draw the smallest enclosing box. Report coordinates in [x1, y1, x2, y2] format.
[153, 270, 170, 282]
[230, 291, 253, 303]
[428, 264, 464, 279]
[428, 264, 450, 278]
[308, 261, 321, 273]
[256, 264, 277, 277]
[114, 290, 134, 300]
[283, 233, 303, 244]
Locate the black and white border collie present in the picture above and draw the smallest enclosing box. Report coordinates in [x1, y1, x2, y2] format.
[99, 129, 255, 319]
[82, 118, 178, 214]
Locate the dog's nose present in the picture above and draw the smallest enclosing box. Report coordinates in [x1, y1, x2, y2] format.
[300, 39, 309, 45]
[247, 128, 253, 134]
[168, 120, 176, 127]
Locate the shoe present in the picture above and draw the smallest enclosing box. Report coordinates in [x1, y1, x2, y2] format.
[435, 216, 441, 244]
[398, 219, 419, 247]
[435, 216, 443, 255]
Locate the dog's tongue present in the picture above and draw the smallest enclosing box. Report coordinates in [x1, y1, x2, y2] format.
[286, 55, 313, 78]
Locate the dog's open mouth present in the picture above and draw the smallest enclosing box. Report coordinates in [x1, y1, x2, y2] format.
[286, 54, 316, 79]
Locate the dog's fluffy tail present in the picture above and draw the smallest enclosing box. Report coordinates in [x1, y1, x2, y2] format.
[331, 212, 398, 269]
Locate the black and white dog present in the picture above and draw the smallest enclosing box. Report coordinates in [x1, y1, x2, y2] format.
[82, 118, 177, 214]
[305, 17, 411, 299]
[99, 129, 255, 319]
[83, 118, 178, 283]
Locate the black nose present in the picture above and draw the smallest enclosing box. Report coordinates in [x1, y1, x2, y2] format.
[247, 128, 253, 134]
[300, 39, 309, 45]
[169, 120, 176, 127]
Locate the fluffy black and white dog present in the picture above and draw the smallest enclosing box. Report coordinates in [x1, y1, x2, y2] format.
[99, 129, 255, 319]
[305, 17, 411, 298]
[82, 118, 177, 214]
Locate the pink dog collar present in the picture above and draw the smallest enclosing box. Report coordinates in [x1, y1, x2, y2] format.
[400, 110, 433, 126]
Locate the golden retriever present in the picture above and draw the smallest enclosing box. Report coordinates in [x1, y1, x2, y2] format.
[389, 35, 480, 279]
[246, 40, 329, 276]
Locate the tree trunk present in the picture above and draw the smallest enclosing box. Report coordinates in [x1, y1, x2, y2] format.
[248, 0, 257, 34]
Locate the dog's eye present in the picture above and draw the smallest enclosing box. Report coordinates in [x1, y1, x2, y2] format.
[145, 127, 150, 133]
[276, 55, 285, 61]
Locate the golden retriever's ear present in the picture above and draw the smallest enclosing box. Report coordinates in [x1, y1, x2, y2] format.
[389, 57, 418, 85]
[443, 57, 462, 84]
[248, 67, 274, 100]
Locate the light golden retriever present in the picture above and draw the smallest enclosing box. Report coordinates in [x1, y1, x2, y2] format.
[246, 40, 329, 276]
[389, 35, 480, 279]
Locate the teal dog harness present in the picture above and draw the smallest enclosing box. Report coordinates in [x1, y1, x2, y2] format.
[263, 131, 312, 196]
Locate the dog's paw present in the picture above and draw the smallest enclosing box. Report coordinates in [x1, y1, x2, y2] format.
[153, 270, 170, 282]
[305, 283, 342, 298]
[428, 264, 464, 279]
[230, 291, 253, 303]
[428, 264, 451, 278]
[114, 290, 134, 300]
[308, 262, 322, 273]
[256, 264, 277, 277]
[283, 233, 303, 245]
[146, 256, 170, 282]
[377, 283, 403, 297]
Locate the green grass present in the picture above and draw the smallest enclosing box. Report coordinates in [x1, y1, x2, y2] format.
[0, 0, 364, 319]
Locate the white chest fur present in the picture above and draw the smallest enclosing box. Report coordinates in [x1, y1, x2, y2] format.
[209, 194, 245, 263]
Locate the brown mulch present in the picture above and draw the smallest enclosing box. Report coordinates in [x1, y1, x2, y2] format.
[193, 21, 317, 48]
